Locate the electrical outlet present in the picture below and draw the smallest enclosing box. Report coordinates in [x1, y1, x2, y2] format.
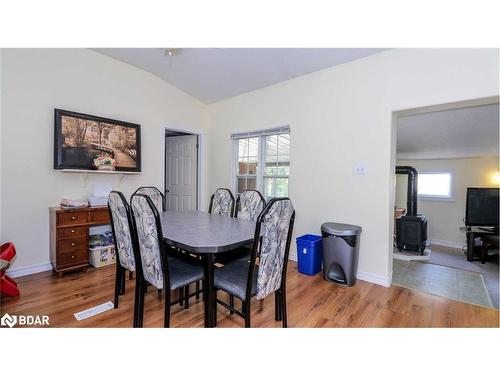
[353, 165, 366, 175]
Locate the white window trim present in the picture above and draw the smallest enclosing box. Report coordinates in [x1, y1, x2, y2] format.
[231, 127, 290, 198]
[417, 169, 455, 202]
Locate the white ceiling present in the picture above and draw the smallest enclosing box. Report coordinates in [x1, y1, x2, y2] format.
[93, 48, 387, 103]
[397, 104, 499, 159]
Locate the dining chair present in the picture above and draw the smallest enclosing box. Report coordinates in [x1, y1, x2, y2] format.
[132, 186, 200, 303]
[130, 194, 204, 328]
[208, 188, 235, 217]
[108, 191, 138, 324]
[213, 197, 295, 327]
[223, 189, 266, 313]
[234, 189, 266, 221]
[132, 186, 165, 212]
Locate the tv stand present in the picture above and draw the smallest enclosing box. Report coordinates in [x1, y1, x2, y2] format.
[464, 226, 499, 263]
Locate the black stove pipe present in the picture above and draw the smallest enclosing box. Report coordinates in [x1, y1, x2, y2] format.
[396, 166, 418, 216]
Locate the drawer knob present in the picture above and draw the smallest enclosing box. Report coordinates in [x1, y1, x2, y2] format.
[71, 243, 75, 246]
[71, 216, 76, 220]
[71, 230, 75, 233]
[71, 255, 75, 259]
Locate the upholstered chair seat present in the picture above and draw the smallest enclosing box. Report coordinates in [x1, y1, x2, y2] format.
[214, 257, 257, 301]
[167, 255, 204, 290]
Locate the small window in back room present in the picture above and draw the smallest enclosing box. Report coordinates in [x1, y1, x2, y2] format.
[417, 171, 453, 200]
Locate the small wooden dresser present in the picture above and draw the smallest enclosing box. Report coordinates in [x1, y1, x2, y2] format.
[49, 206, 111, 278]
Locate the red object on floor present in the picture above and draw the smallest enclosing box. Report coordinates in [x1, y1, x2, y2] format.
[1, 242, 20, 297]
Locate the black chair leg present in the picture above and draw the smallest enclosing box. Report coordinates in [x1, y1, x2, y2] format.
[196, 281, 200, 300]
[184, 285, 189, 309]
[164, 288, 171, 328]
[120, 267, 126, 295]
[133, 276, 141, 327]
[275, 292, 282, 321]
[114, 264, 122, 308]
[243, 301, 251, 328]
[229, 295, 235, 315]
[213, 290, 218, 325]
[136, 279, 146, 328]
[281, 290, 287, 328]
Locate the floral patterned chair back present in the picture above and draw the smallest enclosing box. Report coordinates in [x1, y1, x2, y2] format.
[108, 191, 136, 272]
[256, 198, 295, 300]
[130, 194, 164, 289]
[236, 190, 266, 221]
[132, 186, 164, 213]
[209, 188, 235, 217]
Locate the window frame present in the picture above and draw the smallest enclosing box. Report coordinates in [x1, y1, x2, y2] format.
[234, 137, 260, 193]
[232, 130, 290, 200]
[416, 169, 455, 202]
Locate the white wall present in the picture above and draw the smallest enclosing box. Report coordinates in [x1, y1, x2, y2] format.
[396, 157, 499, 247]
[1, 49, 208, 273]
[207, 49, 499, 286]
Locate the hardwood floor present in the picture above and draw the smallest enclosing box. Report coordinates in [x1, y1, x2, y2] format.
[1, 262, 498, 328]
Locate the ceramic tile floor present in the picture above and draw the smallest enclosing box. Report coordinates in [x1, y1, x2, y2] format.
[392, 259, 493, 308]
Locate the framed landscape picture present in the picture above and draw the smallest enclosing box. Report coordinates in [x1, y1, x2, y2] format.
[54, 109, 141, 172]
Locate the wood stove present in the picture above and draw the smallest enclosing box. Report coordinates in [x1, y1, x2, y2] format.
[395, 166, 428, 255]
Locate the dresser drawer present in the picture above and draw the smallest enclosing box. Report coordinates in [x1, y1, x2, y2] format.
[57, 247, 88, 267]
[90, 209, 110, 224]
[58, 211, 88, 226]
[58, 237, 88, 253]
[58, 226, 87, 239]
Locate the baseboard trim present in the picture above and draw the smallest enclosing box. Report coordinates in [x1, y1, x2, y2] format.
[289, 255, 390, 287]
[429, 239, 465, 249]
[357, 271, 391, 288]
[6, 262, 53, 278]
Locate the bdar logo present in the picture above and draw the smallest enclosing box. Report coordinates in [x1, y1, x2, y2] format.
[1, 313, 17, 328]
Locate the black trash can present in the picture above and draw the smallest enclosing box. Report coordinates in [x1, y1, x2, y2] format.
[321, 222, 362, 286]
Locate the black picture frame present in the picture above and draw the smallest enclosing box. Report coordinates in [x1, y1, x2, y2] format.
[54, 109, 141, 172]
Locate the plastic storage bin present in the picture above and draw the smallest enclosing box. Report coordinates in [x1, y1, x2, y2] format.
[296, 234, 323, 275]
[89, 245, 116, 268]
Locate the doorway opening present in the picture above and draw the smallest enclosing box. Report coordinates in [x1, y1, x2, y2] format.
[390, 97, 499, 309]
[164, 128, 200, 211]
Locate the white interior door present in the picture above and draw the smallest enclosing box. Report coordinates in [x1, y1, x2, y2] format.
[165, 134, 198, 211]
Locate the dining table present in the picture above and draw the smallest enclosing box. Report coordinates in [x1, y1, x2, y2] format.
[160, 210, 257, 327]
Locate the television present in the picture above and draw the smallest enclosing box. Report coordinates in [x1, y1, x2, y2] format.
[54, 109, 141, 172]
[465, 187, 499, 227]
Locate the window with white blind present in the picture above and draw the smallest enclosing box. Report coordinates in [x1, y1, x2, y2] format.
[232, 127, 290, 200]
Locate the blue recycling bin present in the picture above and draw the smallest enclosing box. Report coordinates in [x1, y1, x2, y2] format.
[296, 234, 323, 275]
